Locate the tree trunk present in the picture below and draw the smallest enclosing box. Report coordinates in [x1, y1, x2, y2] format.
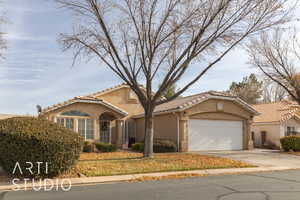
[143, 108, 154, 158]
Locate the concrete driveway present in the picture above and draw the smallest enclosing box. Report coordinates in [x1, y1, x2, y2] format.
[198, 149, 300, 168]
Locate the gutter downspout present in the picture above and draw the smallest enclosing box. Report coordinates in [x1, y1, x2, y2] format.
[172, 112, 180, 152]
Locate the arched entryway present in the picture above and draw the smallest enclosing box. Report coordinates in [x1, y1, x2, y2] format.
[99, 112, 117, 144]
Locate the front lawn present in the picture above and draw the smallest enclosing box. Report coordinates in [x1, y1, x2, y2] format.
[64, 152, 254, 177]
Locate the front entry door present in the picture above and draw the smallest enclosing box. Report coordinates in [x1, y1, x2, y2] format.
[100, 120, 111, 143]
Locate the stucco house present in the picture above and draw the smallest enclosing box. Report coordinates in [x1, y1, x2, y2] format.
[41, 84, 259, 152]
[251, 101, 300, 149]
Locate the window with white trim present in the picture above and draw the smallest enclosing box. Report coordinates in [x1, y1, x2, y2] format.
[56, 110, 94, 140]
[56, 117, 75, 131]
[78, 118, 94, 140]
[287, 126, 296, 136]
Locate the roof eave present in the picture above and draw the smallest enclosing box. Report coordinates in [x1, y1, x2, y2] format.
[41, 99, 128, 116]
[177, 95, 260, 115]
[133, 95, 259, 118]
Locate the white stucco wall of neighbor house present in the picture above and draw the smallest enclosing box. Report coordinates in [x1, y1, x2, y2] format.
[251, 118, 300, 149]
[251, 123, 281, 148]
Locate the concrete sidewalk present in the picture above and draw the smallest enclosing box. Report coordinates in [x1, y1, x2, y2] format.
[0, 166, 297, 191]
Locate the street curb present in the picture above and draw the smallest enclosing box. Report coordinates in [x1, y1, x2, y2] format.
[0, 166, 297, 191]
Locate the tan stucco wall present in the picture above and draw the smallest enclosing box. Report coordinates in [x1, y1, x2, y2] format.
[96, 87, 144, 116]
[185, 99, 252, 119]
[135, 99, 254, 151]
[43, 102, 125, 143]
[135, 113, 178, 144]
[189, 112, 244, 121]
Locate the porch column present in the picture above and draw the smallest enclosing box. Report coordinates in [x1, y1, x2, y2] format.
[179, 117, 189, 152]
[247, 119, 254, 150]
[95, 118, 100, 141]
[116, 120, 124, 148]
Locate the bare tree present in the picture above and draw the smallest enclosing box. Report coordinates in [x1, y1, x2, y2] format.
[57, 0, 292, 157]
[248, 28, 300, 105]
[262, 78, 288, 103]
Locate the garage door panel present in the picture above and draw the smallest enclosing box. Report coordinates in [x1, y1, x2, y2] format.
[188, 119, 243, 151]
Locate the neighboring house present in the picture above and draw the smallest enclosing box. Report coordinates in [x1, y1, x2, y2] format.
[251, 101, 300, 149]
[41, 84, 259, 152]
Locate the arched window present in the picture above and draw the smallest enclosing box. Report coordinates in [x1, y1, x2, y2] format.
[61, 110, 90, 117]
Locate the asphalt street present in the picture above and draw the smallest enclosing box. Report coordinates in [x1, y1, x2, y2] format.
[2, 170, 300, 200]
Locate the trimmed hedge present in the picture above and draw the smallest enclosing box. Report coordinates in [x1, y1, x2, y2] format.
[132, 140, 177, 153]
[154, 139, 177, 153]
[83, 141, 93, 153]
[0, 117, 83, 178]
[280, 136, 300, 151]
[132, 143, 144, 152]
[95, 142, 117, 152]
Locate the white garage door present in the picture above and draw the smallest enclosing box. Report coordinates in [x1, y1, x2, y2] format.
[188, 119, 243, 151]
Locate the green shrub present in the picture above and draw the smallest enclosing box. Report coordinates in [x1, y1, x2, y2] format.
[154, 139, 177, 153]
[132, 143, 144, 152]
[83, 141, 93, 153]
[132, 140, 177, 153]
[95, 142, 117, 152]
[280, 136, 300, 151]
[0, 117, 83, 178]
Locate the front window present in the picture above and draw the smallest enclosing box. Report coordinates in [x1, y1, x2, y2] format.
[56, 110, 94, 140]
[65, 118, 74, 129]
[56, 117, 74, 130]
[287, 126, 296, 136]
[78, 118, 94, 140]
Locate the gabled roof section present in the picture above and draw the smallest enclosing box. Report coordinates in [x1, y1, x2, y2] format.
[252, 101, 300, 123]
[42, 83, 163, 116]
[41, 96, 128, 116]
[84, 83, 130, 98]
[42, 83, 134, 115]
[133, 91, 259, 117]
[84, 83, 161, 99]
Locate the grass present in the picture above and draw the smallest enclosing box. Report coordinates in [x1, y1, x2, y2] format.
[63, 152, 254, 177]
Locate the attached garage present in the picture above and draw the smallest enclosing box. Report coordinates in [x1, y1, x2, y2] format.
[188, 119, 243, 151]
[134, 91, 259, 152]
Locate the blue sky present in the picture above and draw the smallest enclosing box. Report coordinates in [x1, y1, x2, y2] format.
[1, 0, 256, 115]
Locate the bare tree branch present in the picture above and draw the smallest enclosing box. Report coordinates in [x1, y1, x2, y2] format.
[247, 28, 300, 104]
